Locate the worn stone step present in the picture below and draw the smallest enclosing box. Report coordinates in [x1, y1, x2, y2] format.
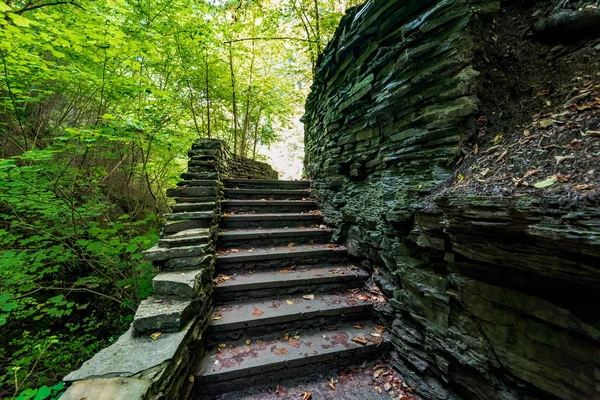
[167, 186, 217, 198]
[176, 179, 218, 187]
[173, 196, 217, 204]
[220, 213, 323, 229]
[170, 202, 216, 213]
[221, 200, 317, 214]
[158, 228, 212, 248]
[195, 321, 385, 394]
[223, 179, 310, 190]
[214, 265, 368, 302]
[216, 244, 348, 271]
[223, 189, 309, 200]
[209, 292, 369, 336]
[163, 211, 215, 235]
[217, 227, 331, 249]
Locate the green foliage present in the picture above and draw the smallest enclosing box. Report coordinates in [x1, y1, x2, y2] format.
[0, 0, 356, 397]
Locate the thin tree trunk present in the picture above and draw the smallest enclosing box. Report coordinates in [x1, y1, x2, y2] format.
[204, 47, 211, 138]
[241, 42, 255, 157]
[252, 107, 262, 160]
[314, 0, 321, 53]
[228, 43, 239, 155]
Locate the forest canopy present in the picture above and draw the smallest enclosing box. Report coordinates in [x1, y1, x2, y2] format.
[0, 0, 361, 397]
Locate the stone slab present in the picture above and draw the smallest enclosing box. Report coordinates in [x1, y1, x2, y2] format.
[170, 202, 216, 213]
[164, 254, 213, 270]
[214, 265, 368, 293]
[223, 179, 310, 189]
[133, 298, 196, 334]
[64, 321, 194, 382]
[198, 321, 384, 382]
[210, 292, 369, 333]
[60, 378, 151, 400]
[142, 244, 211, 262]
[217, 244, 347, 264]
[153, 269, 207, 299]
[218, 227, 330, 241]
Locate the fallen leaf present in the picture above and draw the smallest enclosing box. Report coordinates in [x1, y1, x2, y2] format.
[303, 294, 315, 300]
[374, 368, 386, 378]
[347, 288, 360, 294]
[554, 174, 569, 183]
[491, 133, 504, 145]
[273, 347, 288, 356]
[301, 392, 312, 400]
[375, 385, 382, 394]
[538, 119, 552, 128]
[523, 129, 530, 136]
[189, 375, 195, 383]
[328, 377, 336, 392]
[574, 184, 594, 190]
[288, 242, 296, 247]
[245, 340, 252, 345]
[286, 300, 294, 305]
[231, 249, 239, 253]
[384, 382, 392, 391]
[252, 308, 264, 317]
[352, 336, 367, 345]
[533, 177, 556, 189]
[555, 155, 575, 165]
[153, 299, 163, 303]
[151, 332, 162, 340]
[212, 314, 222, 321]
[218, 343, 227, 348]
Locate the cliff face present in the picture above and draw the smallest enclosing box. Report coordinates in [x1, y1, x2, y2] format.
[303, 1, 600, 399]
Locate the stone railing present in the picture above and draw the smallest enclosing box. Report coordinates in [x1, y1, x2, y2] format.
[60, 138, 277, 400]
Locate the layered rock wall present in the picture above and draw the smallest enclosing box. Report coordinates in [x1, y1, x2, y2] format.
[303, 1, 600, 399]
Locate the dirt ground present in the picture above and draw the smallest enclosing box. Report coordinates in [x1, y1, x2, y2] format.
[449, 1, 600, 204]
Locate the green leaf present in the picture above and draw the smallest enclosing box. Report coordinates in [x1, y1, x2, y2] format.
[8, 12, 32, 27]
[33, 386, 52, 400]
[533, 177, 556, 189]
[0, 1, 12, 12]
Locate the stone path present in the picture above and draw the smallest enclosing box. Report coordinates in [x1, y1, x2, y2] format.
[191, 179, 388, 398]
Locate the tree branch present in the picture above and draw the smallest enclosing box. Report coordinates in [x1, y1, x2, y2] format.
[223, 36, 316, 44]
[16, 0, 86, 14]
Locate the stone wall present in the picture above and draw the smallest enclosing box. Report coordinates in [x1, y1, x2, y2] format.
[303, 1, 600, 400]
[229, 155, 278, 180]
[60, 138, 278, 400]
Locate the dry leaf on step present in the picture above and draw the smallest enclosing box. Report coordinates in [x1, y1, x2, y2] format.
[328, 377, 336, 392]
[252, 308, 264, 317]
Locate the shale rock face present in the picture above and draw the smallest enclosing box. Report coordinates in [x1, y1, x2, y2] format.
[303, 1, 600, 399]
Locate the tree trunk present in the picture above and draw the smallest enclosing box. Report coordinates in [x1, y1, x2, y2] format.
[228, 43, 239, 155]
[204, 47, 211, 138]
[253, 107, 262, 160]
[240, 42, 255, 157]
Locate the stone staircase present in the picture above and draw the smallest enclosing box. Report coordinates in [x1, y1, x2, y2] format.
[190, 179, 387, 397]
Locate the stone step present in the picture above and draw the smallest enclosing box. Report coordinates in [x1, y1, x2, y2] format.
[223, 189, 309, 200]
[214, 265, 368, 302]
[221, 200, 318, 214]
[163, 211, 215, 235]
[167, 186, 217, 198]
[176, 179, 218, 187]
[220, 213, 323, 229]
[216, 244, 348, 272]
[170, 202, 216, 213]
[158, 228, 212, 248]
[217, 227, 331, 249]
[209, 292, 369, 336]
[195, 321, 386, 394]
[223, 179, 310, 190]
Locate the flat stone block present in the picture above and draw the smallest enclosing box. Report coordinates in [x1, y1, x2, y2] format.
[60, 378, 151, 400]
[164, 254, 213, 270]
[64, 321, 195, 382]
[153, 269, 208, 298]
[163, 219, 213, 235]
[158, 228, 212, 248]
[133, 298, 196, 335]
[164, 211, 214, 221]
[142, 244, 211, 262]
